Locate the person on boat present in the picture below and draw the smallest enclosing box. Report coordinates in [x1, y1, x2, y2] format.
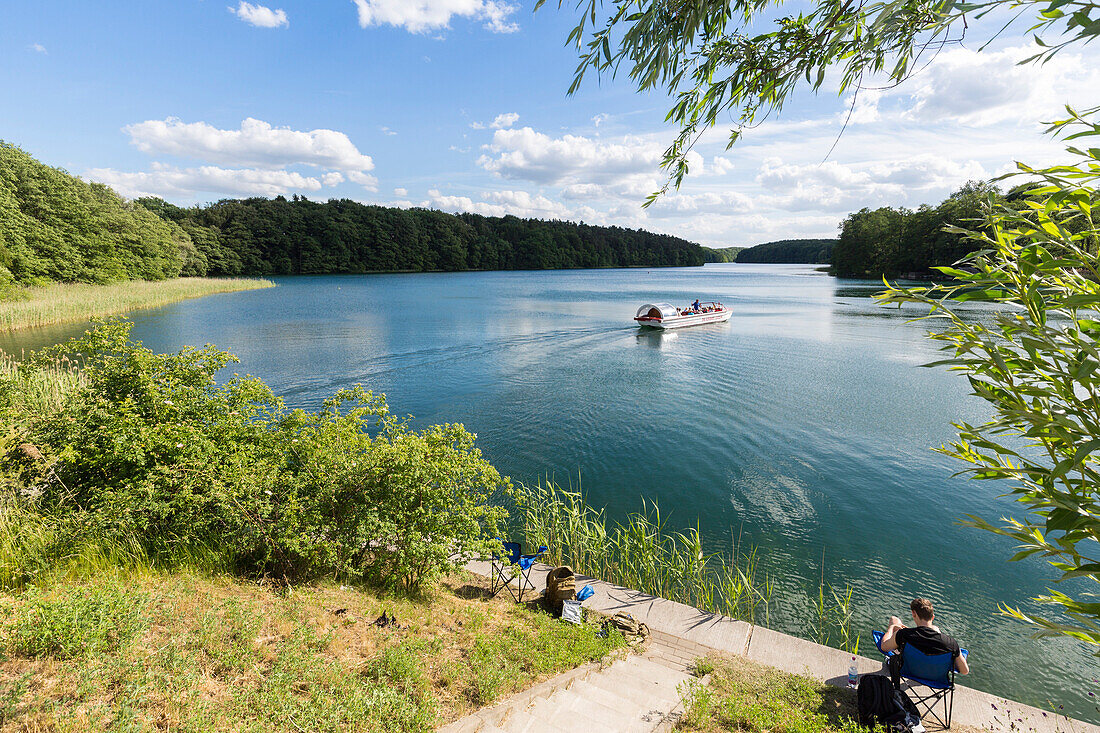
[692, 299, 700, 311]
[879, 597, 969, 677]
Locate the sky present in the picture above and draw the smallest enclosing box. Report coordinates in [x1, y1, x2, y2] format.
[3, 1, 1099, 247]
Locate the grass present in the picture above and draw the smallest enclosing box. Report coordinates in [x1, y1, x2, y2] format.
[678, 655, 865, 733]
[0, 570, 626, 731]
[0, 277, 274, 331]
[677, 655, 985, 733]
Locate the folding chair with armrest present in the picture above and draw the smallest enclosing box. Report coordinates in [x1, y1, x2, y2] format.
[490, 541, 548, 603]
[872, 629, 969, 729]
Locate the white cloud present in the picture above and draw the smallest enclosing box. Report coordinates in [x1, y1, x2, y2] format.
[754, 155, 988, 213]
[352, 0, 519, 34]
[470, 112, 520, 131]
[839, 88, 882, 124]
[707, 156, 734, 176]
[426, 188, 598, 221]
[900, 45, 1099, 126]
[124, 117, 375, 174]
[491, 112, 519, 129]
[394, 187, 408, 196]
[29, 43, 47, 54]
[591, 113, 609, 128]
[229, 1, 288, 28]
[645, 190, 755, 218]
[86, 163, 330, 199]
[380, 126, 397, 136]
[347, 171, 380, 191]
[478, 127, 666, 195]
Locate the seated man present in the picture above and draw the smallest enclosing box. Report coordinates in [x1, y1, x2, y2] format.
[880, 597, 969, 677]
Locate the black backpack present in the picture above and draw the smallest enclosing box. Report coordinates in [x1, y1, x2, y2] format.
[857, 674, 921, 731]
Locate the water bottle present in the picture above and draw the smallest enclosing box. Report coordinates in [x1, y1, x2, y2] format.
[847, 657, 859, 689]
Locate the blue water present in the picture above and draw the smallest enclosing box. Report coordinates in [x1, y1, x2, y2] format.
[5, 264, 1096, 718]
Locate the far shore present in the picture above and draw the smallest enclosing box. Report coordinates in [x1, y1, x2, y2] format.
[0, 277, 275, 332]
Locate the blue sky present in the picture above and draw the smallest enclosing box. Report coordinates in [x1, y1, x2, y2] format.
[4, 1, 1098, 246]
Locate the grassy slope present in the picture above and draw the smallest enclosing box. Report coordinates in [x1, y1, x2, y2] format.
[0, 277, 273, 331]
[0, 571, 624, 732]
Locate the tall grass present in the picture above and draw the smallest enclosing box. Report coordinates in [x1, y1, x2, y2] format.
[0, 277, 273, 331]
[510, 481, 774, 625]
[0, 351, 84, 412]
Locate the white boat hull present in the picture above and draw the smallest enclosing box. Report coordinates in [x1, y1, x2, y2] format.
[636, 309, 731, 329]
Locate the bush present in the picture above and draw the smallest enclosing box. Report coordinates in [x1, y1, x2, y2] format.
[1, 319, 508, 590]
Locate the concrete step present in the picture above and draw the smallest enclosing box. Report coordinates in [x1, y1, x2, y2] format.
[496, 706, 545, 733]
[566, 679, 648, 717]
[523, 688, 626, 731]
[437, 654, 696, 733]
[611, 656, 693, 692]
[582, 668, 680, 710]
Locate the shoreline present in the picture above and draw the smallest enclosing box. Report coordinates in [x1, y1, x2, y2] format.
[0, 277, 275, 332]
[464, 558, 1099, 732]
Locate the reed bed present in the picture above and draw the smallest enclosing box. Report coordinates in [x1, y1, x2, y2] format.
[510, 481, 775, 625]
[0, 277, 274, 331]
[0, 351, 84, 412]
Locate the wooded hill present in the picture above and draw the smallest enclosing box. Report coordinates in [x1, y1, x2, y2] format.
[0, 141, 711, 286]
[137, 197, 709, 276]
[829, 181, 1061, 278]
[0, 142, 201, 286]
[735, 239, 836, 264]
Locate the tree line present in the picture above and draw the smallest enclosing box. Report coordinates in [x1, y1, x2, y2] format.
[136, 196, 708, 277]
[830, 181, 1031, 278]
[0, 140, 710, 288]
[735, 239, 834, 264]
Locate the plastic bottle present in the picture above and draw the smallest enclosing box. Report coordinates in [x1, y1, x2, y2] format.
[847, 657, 859, 689]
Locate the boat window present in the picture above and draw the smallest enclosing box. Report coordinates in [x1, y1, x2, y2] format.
[647, 307, 662, 319]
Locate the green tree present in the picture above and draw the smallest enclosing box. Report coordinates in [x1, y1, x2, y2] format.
[879, 110, 1100, 649]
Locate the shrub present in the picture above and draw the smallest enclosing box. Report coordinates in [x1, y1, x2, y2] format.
[1, 319, 508, 590]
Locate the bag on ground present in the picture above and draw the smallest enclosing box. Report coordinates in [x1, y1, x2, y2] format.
[561, 599, 583, 624]
[857, 674, 921, 731]
[545, 566, 576, 613]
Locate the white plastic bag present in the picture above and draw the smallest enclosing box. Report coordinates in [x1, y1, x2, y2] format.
[561, 599, 582, 624]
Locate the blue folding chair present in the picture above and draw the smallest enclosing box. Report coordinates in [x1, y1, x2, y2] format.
[490, 541, 548, 603]
[872, 630, 968, 729]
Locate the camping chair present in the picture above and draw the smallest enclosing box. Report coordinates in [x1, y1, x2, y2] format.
[490, 541, 548, 603]
[872, 629, 969, 729]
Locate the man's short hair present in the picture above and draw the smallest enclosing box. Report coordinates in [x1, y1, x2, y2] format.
[911, 597, 934, 621]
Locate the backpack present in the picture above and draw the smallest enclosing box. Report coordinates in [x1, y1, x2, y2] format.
[857, 675, 921, 731]
[544, 566, 576, 613]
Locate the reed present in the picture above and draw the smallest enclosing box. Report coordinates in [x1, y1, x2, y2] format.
[510, 481, 773, 625]
[0, 277, 274, 331]
[0, 351, 85, 413]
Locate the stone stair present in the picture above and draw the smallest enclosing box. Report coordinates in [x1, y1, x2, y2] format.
[438, 649, 698, 733]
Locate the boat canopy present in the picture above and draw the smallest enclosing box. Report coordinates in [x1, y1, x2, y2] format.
[636, 303, 678, 319]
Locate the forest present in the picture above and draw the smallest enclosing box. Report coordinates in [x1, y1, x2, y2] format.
[0, 142, 199, 287]
[0, 141, 710, 287]
[831, 181, 1022, 278]
[137, 196, 709, 276]
[734, 239, 835, 264]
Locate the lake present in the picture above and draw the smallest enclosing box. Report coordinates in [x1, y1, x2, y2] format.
[5, 263, 1095, 719]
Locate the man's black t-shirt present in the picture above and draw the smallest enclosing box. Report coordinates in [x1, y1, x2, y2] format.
[895, 626, 961, 659]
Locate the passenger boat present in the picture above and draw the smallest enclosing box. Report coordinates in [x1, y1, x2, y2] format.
[634, 301, 731, 330]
